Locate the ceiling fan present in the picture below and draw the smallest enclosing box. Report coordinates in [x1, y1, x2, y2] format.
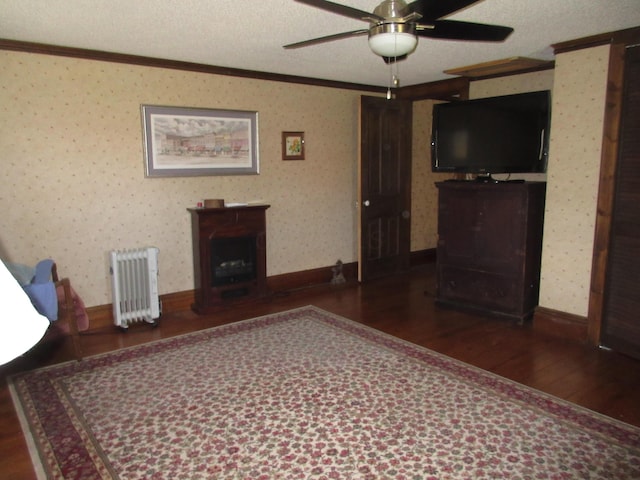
[284, 0, 513, 63]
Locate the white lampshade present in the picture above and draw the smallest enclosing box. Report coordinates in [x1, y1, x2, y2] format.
[368, 23, 418, 57]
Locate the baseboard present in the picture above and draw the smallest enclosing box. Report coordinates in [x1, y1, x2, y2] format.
[532, 306, 588, 342]
[85, 304, 114, 331]
[266, 261, 358, 293]
[410, 248, 436, 266]
[85, 261, 359, 332]
[86, 254, 435, 333]
[158, 289, 195, 313]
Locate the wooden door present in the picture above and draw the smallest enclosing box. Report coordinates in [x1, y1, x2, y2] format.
[359, 96, 412, 281]
[601, 45, 640, 359]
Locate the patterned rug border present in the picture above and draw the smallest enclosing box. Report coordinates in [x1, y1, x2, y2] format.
[9, 305, 640, 479]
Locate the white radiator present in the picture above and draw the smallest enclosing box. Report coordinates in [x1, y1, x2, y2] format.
[109, 247, 160, 328]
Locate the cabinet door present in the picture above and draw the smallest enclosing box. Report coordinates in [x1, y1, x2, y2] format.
[437, 188, 479, 264]
[475, 189, 526, 273]
[438, 186, 525, 272]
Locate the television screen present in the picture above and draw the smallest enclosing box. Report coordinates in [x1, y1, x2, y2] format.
[431, 90, 551, 175]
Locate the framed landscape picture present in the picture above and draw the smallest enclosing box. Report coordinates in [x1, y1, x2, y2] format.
[142, 105, 259, 177]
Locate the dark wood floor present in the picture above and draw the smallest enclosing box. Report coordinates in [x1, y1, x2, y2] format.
[2, 264, 639, 479]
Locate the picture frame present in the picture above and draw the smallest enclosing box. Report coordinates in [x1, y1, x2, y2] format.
[282, 131, 305, 160]
[142, 105, 259, 177]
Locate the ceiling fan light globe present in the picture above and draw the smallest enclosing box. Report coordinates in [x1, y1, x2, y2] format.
[368, 23, 417, 57]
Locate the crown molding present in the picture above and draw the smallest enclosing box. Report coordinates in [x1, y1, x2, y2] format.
[0, 38, 387, 94]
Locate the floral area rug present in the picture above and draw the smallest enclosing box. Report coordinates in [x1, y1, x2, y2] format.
[9, 306, 640, 479]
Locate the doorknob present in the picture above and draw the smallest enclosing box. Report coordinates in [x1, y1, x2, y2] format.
[402, 210, 410, 219]
[363, 200, 370, 207]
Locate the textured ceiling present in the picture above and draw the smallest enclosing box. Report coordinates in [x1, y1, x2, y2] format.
[1, 0, 639, 87]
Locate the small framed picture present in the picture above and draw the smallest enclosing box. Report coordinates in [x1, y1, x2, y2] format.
[282, 131, 305, 160]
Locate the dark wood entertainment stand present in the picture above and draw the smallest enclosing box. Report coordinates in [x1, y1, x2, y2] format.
[435, 181, 546, 322]
[188, 205, 269, 314]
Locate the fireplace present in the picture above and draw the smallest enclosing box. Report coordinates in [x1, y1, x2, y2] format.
[188, 205, 269, 313]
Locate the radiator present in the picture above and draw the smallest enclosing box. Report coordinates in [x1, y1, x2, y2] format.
[109, 247, 160, 328]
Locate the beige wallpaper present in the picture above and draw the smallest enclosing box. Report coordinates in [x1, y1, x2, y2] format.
[470, 70, 555, 98]
[0, 51, 372, 306]
[411, 99, 452, 251]
[1, 47, 610, 320]
[539, 45, 610, 316]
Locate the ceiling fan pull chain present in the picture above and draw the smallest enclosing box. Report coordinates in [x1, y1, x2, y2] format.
[386, 34, 402, 100]
[387, 58, 394, 99]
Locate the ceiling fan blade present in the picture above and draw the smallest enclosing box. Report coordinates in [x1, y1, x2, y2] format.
[294, 0, 384, 23]
[383, 54, 408, 64]
[284, 29, 369, 49]
[417, 20, 513, 42]
[407, 0, 481, 21]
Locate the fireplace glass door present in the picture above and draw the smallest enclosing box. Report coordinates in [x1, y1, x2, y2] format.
[210, 236, 257, 287]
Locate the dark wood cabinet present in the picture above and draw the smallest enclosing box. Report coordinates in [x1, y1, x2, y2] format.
[435, 181, 546, 322]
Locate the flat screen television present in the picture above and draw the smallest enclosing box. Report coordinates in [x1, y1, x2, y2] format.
[431, 90, 551, 177]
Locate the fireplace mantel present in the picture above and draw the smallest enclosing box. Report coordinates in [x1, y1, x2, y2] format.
[188, 205, 270, 313]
